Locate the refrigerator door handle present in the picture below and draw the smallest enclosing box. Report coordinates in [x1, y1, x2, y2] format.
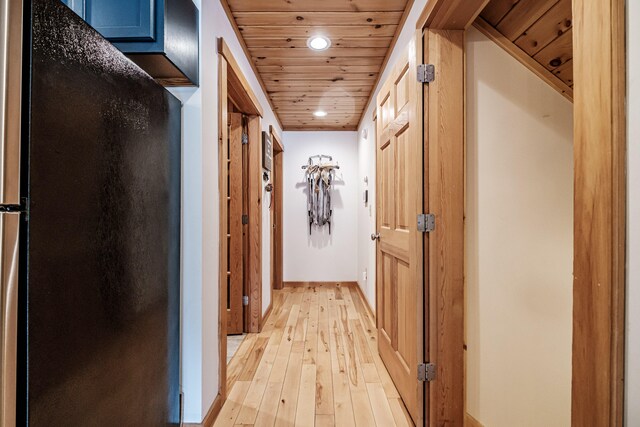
[0, 0, 23, 205]
[0, 212, 19, 427]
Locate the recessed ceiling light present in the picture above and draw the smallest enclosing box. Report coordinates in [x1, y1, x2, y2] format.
[313, 110, 328, 117]
[307, 35, 331, 51]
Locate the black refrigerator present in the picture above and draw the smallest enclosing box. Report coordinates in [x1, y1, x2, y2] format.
[0, 0, 182, 425]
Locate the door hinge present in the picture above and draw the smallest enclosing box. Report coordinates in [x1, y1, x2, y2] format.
[242, 214, 249, 225]
[418, 363, 436, 382]
[243, 295, 249, 306]
[242, 132, 249, 145]
[417, 213, 435, 233]
[417, 64, 435, 83]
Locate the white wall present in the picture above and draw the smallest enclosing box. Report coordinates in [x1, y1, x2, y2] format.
[169, 1, 281, 421]
[465, 27, 573, 427]
[626, 0, 639, 424]
[357, 0, 428, 310]
[282, 131, 359, 282]
[357, 126, 376, 304]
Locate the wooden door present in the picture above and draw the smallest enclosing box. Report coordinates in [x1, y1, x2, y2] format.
[270, 127, 284, 289]
[271, 132, 284, 291]
[227, 112, 244, 334]
[375, 34, 424, 425]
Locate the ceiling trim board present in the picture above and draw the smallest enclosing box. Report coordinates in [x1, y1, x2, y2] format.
[473, 16, 573, 101]
[357, 0, 415, 130]
[219, 0, 284, 130]
[416, 0, 491, 30]
[232, 11, 405, 26]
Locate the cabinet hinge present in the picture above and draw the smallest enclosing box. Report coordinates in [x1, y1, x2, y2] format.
[243, 295, 249, 306]
[417, 213, 435, 233]
[418, 363, 436, 382]
[242, 214, 249, 225]
[417, 64, 435, 83]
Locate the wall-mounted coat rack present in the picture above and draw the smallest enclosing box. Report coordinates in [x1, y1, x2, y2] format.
[302, 155, 340, 235]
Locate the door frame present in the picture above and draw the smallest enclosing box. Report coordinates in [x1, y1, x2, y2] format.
[270, 126, 284, 292]
[416, 0, 627, 425]
[217, 37, 264, 401]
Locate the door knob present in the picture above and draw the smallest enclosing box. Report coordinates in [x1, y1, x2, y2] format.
[371, 233, 380, 241]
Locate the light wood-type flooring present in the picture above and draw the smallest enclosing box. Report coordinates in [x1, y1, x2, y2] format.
[215, 283, 413, 426]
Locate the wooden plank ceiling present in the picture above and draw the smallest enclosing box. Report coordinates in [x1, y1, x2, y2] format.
[222, 0, 413, 130]
[477, 0, 573, 99]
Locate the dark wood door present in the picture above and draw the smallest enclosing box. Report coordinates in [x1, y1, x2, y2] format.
[227, 112, 244, 334]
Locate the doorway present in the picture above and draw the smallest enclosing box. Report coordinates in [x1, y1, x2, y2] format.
[217, 37, 265, 401]
[270, 126, 284, 293]
[414, 0, 626, 424]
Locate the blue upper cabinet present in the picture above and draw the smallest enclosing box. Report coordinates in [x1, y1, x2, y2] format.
[61, 0, 199, 86]
[86, 0, 155, 41]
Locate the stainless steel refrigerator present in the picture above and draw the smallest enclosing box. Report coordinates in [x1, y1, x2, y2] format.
[1, 0, 182, 425]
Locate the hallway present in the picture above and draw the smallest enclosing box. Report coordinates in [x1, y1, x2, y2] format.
[215, 284, 413, 426]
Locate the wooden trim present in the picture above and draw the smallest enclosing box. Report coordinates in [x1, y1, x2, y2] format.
[183, 393, 224, 427]
[424, 28, 465, 427]
[247, 116, 263, 333]
[571, 0, 626, 424]
[270, 125, 284, 292]
[413, 1, 627, 425]
[260, 301, 273, 330]
[356, 0, 415, 130]
[283, 281, 358, 288]
[283, 126, 358, 132]
[218, 1, 284, 130]
[351, 282, 376, 322]
[416, 0, 490, 30]
[472, 17, 573, 102]
[270, 125, 284, 153]
[218, 38, 267, 401]
[217, 54, 229, 400]
[372, 113, 379, 331]
[610, 0, 626, 422]
[218, 38, 264, 117]
[464, 413, 484, 427]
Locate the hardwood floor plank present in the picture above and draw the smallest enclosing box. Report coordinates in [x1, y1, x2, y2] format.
[227, 333, 258, 390]
[316, 414, 336, 427]
[235, 337, 279, 424]
[351, 320, 374, 364]
[341, 287, 360, 320]
[328, 289, 357, 427]
[366, 382, 397, 427]
[253, 381, 282, 427]
[336, 302, 377, 427]
[238, 337, 269, 381]
[388, 398, 413, 427]
[275, 348, 303, 425]
[303, 289, 320, 365]
[316, 290, 334, 415]
[216, 287, 408, 427]
[295, 364, 317, 426]
[214, 381, 252, 426]
[269, 303, 301, 383]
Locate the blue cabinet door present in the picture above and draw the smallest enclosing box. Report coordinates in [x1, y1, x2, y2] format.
[61, 0, 84, 16]
[85, 0, 155, 41]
